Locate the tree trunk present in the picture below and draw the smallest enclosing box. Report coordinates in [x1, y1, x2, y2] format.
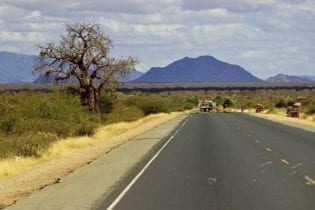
[80, 85, 100, 112]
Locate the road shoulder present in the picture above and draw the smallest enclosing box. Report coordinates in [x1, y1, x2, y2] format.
[248, 112, 315, 133]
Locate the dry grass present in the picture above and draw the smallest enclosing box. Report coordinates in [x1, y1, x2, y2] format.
[0, 112, 183, 180]
[248, 111, 315, 132]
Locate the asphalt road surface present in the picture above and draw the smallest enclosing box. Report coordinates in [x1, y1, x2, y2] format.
[100, 113, 315, 210]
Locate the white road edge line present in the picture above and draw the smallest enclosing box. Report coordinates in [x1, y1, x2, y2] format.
[107, 118, 187, 210]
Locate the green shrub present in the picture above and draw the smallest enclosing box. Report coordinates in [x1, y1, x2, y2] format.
[275, 99, 286, 108]
[16, 132, 57, 157]
[99, 95, 114, 113]
[38, 101, 58, 119]
[0, 115, 17, 134]
[0, 132, 57, 158]
[185, 97, 199, 106]
[307, 102, 315, 114]
[105, 106, 144, 123]
[223, 98, 233, 108]
[214, 96, 223, 106]
[183, 97, 199, 109]
[139, 101, 167, 116]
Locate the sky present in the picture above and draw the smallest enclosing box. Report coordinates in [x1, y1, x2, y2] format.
[0, 0, 314, 79]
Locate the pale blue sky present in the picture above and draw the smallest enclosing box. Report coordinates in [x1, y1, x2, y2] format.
[0, 0, 314, 78]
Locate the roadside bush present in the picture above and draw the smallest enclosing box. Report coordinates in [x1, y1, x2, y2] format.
[99, 95, 114, 113]
[0, 115, 17, 134]
[223, 98, 233, 108]
[0, 132, 57, 158]
[16, 132, 57, 157]
[184, 97, 199, 109]
[275, 99, 286, 108]
[62, 85, 81, 96]
[307, 102, 315, 114]
[214, 96, 223, 106]
[105, 106, 144, 123]
[138, 100, 167, 116]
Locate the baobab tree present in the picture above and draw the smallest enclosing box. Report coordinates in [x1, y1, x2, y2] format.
[34, 23, 138, 112]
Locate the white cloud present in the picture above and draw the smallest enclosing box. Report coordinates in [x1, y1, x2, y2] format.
[238, 50, 267, 59]
[0, 31, 45, 42]
[1, 0, 182, 16]
[182, 0, 279, 13]
[0, 0, 314, 78]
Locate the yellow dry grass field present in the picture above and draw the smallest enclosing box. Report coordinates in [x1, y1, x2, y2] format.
[0, 112, 183, 181]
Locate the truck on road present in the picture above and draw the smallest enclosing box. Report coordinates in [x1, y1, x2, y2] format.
[199, 100, 215, 112]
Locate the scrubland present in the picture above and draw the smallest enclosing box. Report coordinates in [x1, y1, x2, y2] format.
[0, 88, 197, 161]
[0, 87, 314, 175]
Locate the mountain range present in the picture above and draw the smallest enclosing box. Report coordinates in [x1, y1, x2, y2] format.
[34, 70, 143, 83]
[0, 51, 143, 83]
[0, 51, 314, 84]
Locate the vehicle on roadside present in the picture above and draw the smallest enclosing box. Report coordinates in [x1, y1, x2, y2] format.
[287, 102, 301, 118]
[256, 104, 265, 113]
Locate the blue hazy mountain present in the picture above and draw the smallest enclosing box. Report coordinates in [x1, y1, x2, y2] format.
[0, 51, 143, 84]
[128, 70, 143, 81]
[34, 70, 143, 83]
[302, 75, 315, 82]
[266, 74, 314, 83]
[0, 51, 37, 83]
[133, 56, 262, 83]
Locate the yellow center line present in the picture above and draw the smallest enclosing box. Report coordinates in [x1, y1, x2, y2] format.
[266, 148, 272, 152]
[280, 159, 290, 165]
[255, 140, 260, 143]
[305, 176, 315, 186]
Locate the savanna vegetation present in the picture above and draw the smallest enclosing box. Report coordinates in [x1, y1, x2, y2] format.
[0, 88, 198, 159]
[1, 86, 314, 160]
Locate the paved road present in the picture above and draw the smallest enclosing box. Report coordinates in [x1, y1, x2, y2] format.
[100, 113, 315, 210]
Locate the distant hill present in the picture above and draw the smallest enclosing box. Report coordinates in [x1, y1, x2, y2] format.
[266, 74, 314, 83]
[0, 51, 143, 84]
[0, 51, 37, 83]
[128, 70, 143, 81]
[302, 76, 315, 82]
[34, 70, 143, 83]
[133, 56, 262, 83]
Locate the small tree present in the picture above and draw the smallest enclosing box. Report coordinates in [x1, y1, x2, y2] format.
[34, 23, 138, 112]
[223, 98, 233, 108]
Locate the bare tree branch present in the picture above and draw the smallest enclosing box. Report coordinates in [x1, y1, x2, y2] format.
[34, 23, 138, 112]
